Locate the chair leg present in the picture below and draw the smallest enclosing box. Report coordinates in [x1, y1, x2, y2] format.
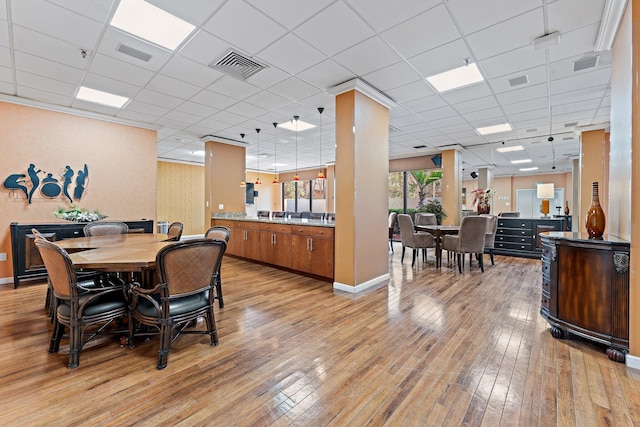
[49, 316, 64, 353]
[157, 323, 172, 370]
[457, 253, 462, 273]
[205, 310, 219, 346]
[490, 249, 495, 265]
[216, 273, 224, 308]
[67, 324, 80, 369]
[411, 249, 417, 267]
[128, 313, 136, 349]
[479, 253, 485, 273]
[401, 246, 406, 263]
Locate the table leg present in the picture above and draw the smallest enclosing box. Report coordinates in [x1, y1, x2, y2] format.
[435, 237, 442, 268]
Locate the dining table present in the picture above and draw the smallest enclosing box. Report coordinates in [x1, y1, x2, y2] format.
[57, 233, 173, 285]
[414, 224, 460, 268]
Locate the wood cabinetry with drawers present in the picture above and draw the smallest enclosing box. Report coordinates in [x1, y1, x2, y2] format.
[494, 217, 565, 258]
[540, 232, 630, 362]
[212, 218, 334, 280]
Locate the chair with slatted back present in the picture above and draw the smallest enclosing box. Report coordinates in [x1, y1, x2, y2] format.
[204, 226, 231, 308]
[35, 239, 127, 369]
[128, 239, 227, 369]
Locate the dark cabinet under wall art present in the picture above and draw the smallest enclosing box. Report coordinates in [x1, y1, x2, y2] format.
[10, 220, 154, 288]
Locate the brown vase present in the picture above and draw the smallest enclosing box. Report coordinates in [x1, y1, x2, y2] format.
[585, 182, 605, 239]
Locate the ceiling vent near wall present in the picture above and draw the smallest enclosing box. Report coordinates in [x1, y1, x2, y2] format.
[210, 49, 268, 80]
[116, 43, 152, 62]
[564, 121, 578, 127]
[508, 75, 528, 87]
[574, 56, 599, 72]
[413, 144, 427, 149]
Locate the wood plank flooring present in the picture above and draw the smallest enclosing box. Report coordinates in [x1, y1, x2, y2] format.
[2, 245, 640, 426]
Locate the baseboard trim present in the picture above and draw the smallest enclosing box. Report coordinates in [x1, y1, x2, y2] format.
[626, 354, 640, 370]
[333, 273, 390, 294]
[0, 277, 14, 285]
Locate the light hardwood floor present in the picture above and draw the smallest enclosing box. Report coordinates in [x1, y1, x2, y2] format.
[2, 245, 640, 426]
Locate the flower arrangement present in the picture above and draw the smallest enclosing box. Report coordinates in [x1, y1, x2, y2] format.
[470, 188, 492, 214]
[54, 205, 107, 222]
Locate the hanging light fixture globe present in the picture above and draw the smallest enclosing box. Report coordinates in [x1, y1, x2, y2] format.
[316, 107, 325, 180]
[272, 122, 279, 184]
[293, 115, 300, 181]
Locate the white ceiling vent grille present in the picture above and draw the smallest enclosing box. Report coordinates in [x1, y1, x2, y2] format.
[210, 49, 267, 80]
[574, 56, 599, 72]
[116, 43, 152, 62]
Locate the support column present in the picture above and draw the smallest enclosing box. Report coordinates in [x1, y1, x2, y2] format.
[579, 129, 609, 230]
[477, 167, 494, 211]
[441, 149, 462, 225]
[329, 79, 395, 293]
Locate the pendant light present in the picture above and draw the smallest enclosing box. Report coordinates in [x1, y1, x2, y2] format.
[293, 115, 300, 181]
[239, 133, 246, 187]
[316, 107, 325, 179]
[272, 122, 279, 184]
[254, 128, 261, 185]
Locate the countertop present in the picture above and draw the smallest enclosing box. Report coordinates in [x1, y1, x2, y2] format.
[212, 216, 335, 228]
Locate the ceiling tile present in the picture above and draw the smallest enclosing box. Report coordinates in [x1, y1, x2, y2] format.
[333, 36, 402, 77]
[245, 0, 334, 31]
[14, 51, 83, 85]
[0, 19, 8, 47]
[161, 55, 223, 88]
[466, 8, 544, 60]
[452, 95, 499, 114]
[488, 65, 548, 94]
[548, 23, 600, 62]
[402, 95, 448, 114]
[548, 0, 604, 34]
[47, 0, 115, 22]
[147, 74, 202, 99]
[496, 82, 548, 105]
[448, 0, 541, 35]
[258, 33, 326, 75]
[408, 38, 470, 78]
[0, 64, 12, 83]
[296, 59, 354, 91]
[225, 101, 269, 119]
[479, 46, 546, 79]
[344, 0, 439, 32]
[123, 100, 170, 117]
[83, 72, 140, 98]
[17, 86, 72, 106]
[16, 70, 76, 96]
[207, 75, 260, 100]
[178, 29, 230, 67]
[97, 27, 173, 72]
[268, 76, 321, 102]
[89, 53, 155, 87]
[0, 45, 11, 68]
[189, 89, 238, 110]
[134, 88, 185, 109]
[147, 0, 225, 27]
[202, 1, 287, 55]
[161, 110, 205, 126]
[175, 100, 219, 118]
[294, 2, 374, 56]
[439, 83, 492, 105]
[361, 61, 421, 91]
[117, 109, 159, 123]
[386, 80, 436, 103]
[12, 26, 88, 69]
[381, 4, 460, 59]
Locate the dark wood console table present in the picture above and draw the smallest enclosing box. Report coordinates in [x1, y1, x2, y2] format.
[540, 232, 630, 362]
[10, 220, 154, 288]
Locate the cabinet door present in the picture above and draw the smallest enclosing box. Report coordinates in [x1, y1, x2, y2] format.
[240, 229, 261, 260]
[308, 236, 334, 278]
[291, 235, 313, 273]
[259, 231, 292, 268]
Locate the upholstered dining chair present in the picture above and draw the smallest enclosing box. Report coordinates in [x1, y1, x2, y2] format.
[127, 239, 226, 370]
[388, 212, 397, 253]
[415, 213, 437, 226]
[166, 222, 184, 241]
[257, 210, 270, 218]
[272, 211, 287, 219]
[442, 216, 489, 273]
[204, 226, 231, 308]
[309, 212, 325, 220]
[35, 239, 128, 369]
[481, 214, 499, 265]
[397, 214, 435, 267]
[289, 212, 303, 219]
[83, 221, 129, 236]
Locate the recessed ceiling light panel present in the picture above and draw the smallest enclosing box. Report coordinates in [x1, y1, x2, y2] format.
[496, 145, 524, 153]
[278, 119, 315, 132]
[426, 63, 484, 93]
[110, 0, 195, 50]
[476, 123, 512, 135]
[76, 86, 129, 108]
[519, 166, 538, 171]
[510, 159, 532, 164]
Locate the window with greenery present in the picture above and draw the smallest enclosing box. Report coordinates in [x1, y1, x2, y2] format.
[389, 169, 446, 224]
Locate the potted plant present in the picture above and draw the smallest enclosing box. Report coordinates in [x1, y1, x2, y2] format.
[419, 199, 447, 225]
[470, 188, 491, 214]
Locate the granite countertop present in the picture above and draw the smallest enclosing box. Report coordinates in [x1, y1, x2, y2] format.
[212, 215, 335, 228]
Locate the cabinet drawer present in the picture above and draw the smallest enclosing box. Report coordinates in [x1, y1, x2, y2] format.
[260, 223, 291, 233]
[497, 219, 532, 229]
[62, 227, 84, 238]
[291, 225, 334, 238]
[214, 219, 235, 229]
[237, 221, 261, 230]
[497, 228, 531, 236]
[495, 241, 532, 251]
[496, 235, 530, 244]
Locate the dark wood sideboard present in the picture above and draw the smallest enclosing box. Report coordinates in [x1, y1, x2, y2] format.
[540, 232, 630, 362]
[10, 220, 154, 288]
[494, 217, 565, 258]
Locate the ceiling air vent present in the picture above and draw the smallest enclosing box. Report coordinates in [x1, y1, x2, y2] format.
[564, 121, 578, 127]
[508, 75, 528, 87]
[116, 43, 152, 62]
[574, 56, 599, 72]
[413, 145, 427, 149]
[210, 49, 267, 80]
[526, 128, 537, 133]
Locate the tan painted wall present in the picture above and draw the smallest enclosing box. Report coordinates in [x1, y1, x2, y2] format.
[334, 90, 389, 287]
[0, 101, 157, 279]
[441, 149, 462, 225]
[204, 141, 245, 219]
[157, 161, 204, 235]
[580, 129, 610, 232]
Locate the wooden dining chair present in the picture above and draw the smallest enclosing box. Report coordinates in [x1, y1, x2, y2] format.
[128, 239, 227, 370]
[204, 226, 231, 308]
[166, 222, 184, 241]
[35, 239, 128, 369]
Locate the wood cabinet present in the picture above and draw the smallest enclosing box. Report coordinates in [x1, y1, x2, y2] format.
[540, 232, 630, 362]
[290, 225, 334, 279]
[494, 218, 565, 258]
[259, 223, 291, 268]
[212, 218, 334, 280]
[10, 220, 154, 287]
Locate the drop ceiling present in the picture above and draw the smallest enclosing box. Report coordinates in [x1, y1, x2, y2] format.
[0, 0, 614, 177]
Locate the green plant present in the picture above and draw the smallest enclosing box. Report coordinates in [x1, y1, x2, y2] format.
[418, 199, 447, 225]
[409, 170, 443, 208]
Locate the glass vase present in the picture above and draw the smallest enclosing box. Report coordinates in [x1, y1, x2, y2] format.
[585, 181, 605, 239]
